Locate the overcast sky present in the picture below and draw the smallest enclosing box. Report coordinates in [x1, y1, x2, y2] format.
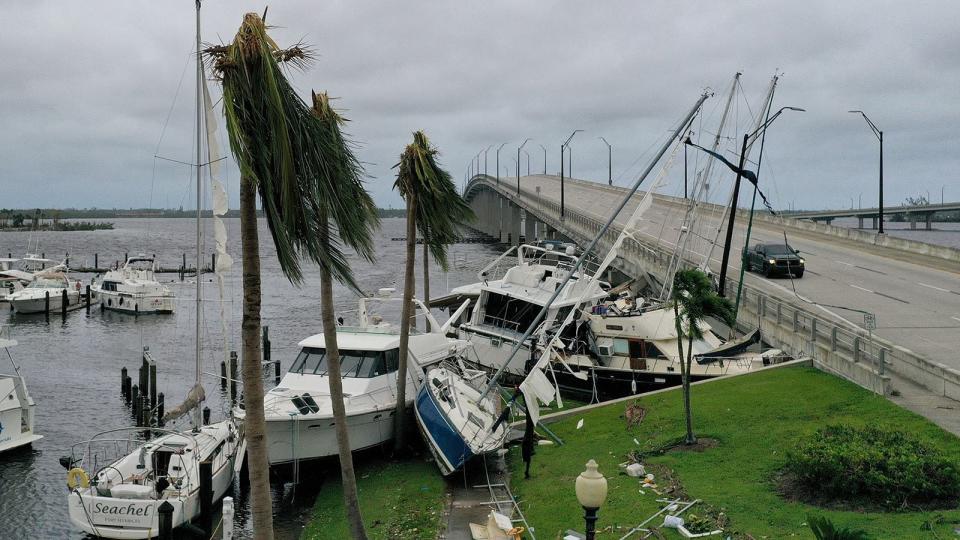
[1, 1, 958, 212]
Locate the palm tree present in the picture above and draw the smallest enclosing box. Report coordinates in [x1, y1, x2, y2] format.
[310, 91, 379, 539]
[670, 269, 735, 445]
[207, 13, 377, 539]
[392, 131, 472, 453]
[807, 515, 871, 540]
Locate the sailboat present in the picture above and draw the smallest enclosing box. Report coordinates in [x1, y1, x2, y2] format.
[416, 93, 713, 474]
[64, 3, 241, 537]
[0, 326, 42, 453]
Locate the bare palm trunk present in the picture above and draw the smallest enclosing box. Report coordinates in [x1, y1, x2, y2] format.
[684, 334, 696, 445]
[320, 217, 368, 539]
[240, 176, 274, 539]
[422, 240, 430, 333]
[673, 303, 694, 445]
[393, 194, 417, 453]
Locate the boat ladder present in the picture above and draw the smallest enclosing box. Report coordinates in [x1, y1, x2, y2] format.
[475, 453, 536, 539]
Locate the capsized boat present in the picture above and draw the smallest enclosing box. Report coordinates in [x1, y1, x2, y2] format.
[248, 292, 471, 466]
[94, 254, 175, 314]
[0, 327, 42, 453]
[415, 361, 508, 476]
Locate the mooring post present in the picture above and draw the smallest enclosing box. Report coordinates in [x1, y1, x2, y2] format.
[142, 394, 151, 427]
[65, 253, 69, 267]
[199, 460, 213, 534]
[84, 285, 91, 313]
[157, 500, 174, 540]
[220, 360, 227, 389]
[44, 290, 49, 316]
[121, 367, 128, 398]
[94, 253, 98, 270]
[157, 392, 165, 427]
[275, 359, 281, 385]
[229, 351, 238, 402]
[124, 375, 132, 404]
[222, 496, 235, 539]
[149, 362, 157, 411]
[262, 325, 271, 364]
[203, 406, 211, 426]
[211, 253, 216, 273]
[131, 384, 140, 424]
[61, 289, 68, 319]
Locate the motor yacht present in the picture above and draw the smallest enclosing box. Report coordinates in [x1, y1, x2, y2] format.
[94, 255, 175, 314]
[0, 327, 42, 453]
[6, 270, 88, 314]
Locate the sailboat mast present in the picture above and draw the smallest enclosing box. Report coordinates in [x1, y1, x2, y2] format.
[194, 0, 203, 393]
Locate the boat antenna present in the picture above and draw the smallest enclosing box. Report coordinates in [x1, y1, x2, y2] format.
[193, 0, 203, 430]
[478, 90, 711, 402]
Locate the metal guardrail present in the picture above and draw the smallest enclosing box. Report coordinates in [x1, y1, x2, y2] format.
[464, 175, 960, 400]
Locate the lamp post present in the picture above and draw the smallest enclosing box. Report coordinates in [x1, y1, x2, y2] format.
[517, 138, 532, 195]
[539, 144, 547, 174]
[560, 129, 582, 219]
[599, 137, 612, 185]
[483, 144, 493, 176]
[849, 110, 884, 234]
[512, 157, 518, 181]
[575, 459, 608, 540]
[523, 150, 530, 176]
[858, 192, 863, 209]
[495, 142, 507, 186]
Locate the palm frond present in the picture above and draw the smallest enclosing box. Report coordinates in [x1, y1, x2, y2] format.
[671, 269, 735, 339]
[394, 131, 474, 270]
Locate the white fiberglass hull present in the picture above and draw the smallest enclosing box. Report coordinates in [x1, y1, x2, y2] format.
[99, 290, 175, 314]
[263, 404, 405, 465]
[0, 405, 42, 453]
[9, 290, 80, 314]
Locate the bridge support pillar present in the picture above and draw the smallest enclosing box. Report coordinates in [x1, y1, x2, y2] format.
[925, 213, 933, 231]
[857, 216, 864, 229]
[871, 216, 878, 229]
[524, 212, 536, 243]
[909, 214, 917, 230]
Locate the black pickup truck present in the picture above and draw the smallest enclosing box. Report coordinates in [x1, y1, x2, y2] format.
[745, 243, 805, 278]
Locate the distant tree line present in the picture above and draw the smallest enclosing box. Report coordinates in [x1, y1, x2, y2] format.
[0, 207, 409, 221]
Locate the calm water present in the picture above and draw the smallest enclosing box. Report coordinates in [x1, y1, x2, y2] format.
[0, 218, 500, 539]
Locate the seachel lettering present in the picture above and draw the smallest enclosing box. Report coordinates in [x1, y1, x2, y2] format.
[94, 503, 152, 516]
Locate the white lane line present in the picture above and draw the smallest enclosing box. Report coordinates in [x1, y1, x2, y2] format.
[850, 284, 873, 293]
[918, 282, 950, 293]
[835, 260, 854, 267]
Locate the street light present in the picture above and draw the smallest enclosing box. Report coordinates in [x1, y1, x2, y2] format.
[560, 129, 583, 219]
[599, 137, 612, 186]
[523, 150, 531, 176]
[849, 110, 884, 234]
[495, 142, 507, 186]
[575, 459, 608, 540]
[517, 138, 532, 194]
[538, 144, 547, 174]
[483, 144, 493, 176]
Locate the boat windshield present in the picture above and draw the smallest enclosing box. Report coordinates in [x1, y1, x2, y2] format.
[289, 347, 400, 378]
[28, 277, 66, 288]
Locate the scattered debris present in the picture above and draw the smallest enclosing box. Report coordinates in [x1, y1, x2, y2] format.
[623, 401, 647, 430]
[576, 418, 584, 430]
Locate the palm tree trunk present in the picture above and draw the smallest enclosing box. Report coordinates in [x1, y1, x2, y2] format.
[673, 303, 693, 445]
[684, 334, 696, 445]
[393, 193, 417, 453]
[320, 217, 368, 539]
[422, 240, 430, 333]
[239, 176, 274, 539]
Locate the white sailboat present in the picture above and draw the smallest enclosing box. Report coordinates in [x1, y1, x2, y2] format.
[251, 292, 470, 466]
[0, 327, 42, 453]
[94, 254, 175, 314]
[65, 3, 241, 537]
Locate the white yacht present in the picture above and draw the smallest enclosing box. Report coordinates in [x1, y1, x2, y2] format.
[0, 258, 31, 306]
[250, 293, 470, 466]
[0, 327, 42, 453]
[444, 243, 607, 378]
[94, 255, 175, 314]
[6, 270, 88, 314]
[66, 422, 240, 539]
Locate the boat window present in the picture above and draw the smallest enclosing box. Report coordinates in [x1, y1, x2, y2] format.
[29, 277, 65, 288]
[384, 349, 399, 373]
[291, 347, 397, 378]
[290, 347, 328, 375]
[613, 338, 630, 356]
[482, 292, 540, 333]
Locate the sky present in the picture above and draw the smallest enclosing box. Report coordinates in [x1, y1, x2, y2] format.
[1, 1, 958, 212]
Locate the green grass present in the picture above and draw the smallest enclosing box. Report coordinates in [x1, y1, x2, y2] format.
[510, 366, 960, 539]
[301, 455, 446, 539]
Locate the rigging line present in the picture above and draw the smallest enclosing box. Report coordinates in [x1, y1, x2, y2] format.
[150, 48, 194, 210]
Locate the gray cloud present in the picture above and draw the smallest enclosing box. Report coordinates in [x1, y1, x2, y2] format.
[1, 0, 958, 211]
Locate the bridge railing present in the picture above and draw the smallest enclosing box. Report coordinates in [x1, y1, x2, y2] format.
[466, 175, 960, 400]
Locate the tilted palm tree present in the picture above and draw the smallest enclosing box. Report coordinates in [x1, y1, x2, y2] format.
[392, 131, 471, 452]
[207, 13, 377, 538]
[309, 90, 379, 539]
[670, 269, 735, 445]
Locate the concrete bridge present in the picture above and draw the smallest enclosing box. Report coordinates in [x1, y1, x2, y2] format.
[784, 201, 960, 230]
[463, 173, 960, 425]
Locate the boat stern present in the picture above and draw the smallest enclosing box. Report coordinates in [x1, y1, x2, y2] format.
[67, 489, 184, 539]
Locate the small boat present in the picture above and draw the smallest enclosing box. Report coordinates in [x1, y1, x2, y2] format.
[20, 254, 57, 273]
[65, 422, 240, 539]
[0, 258, 32, 306]
[415, 362, 508, 476]
[251, 292, 469, 466]
[94, 255, 175, 314]
[0, 327, 42, 453]
[6, 270, 88, 314]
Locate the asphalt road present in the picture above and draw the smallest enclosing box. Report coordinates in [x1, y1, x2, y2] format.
[508, 174, 960, 370]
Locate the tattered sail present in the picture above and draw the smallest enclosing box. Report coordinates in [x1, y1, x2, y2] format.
[162, 383, 206, 423]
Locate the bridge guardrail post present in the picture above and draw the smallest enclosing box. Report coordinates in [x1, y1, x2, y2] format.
[776, 302, 782, 325]
[878, 348, 886, 375]
[792, 309, 799, 333]
[830, 326, 838, 352]
[810, 317, 818, 343]
[853, 336, 861, 362]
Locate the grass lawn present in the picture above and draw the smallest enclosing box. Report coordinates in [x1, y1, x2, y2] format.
[510, 365, 960, 539]
[301, 454, 446, 539]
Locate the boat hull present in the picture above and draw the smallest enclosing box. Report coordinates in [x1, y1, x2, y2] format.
[264, 407, 401, 465]
[414, 385, 473, 476]
[99, 290, 175, 314]
[9, 290, 80, 314]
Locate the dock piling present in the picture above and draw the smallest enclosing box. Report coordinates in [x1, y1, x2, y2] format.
[199, 460, 213, 534]
[222, 496, 235, 539]
[220, 360, 227, 389]
[157, 501, 174, 540]
[60, 289, 67, 320]
[120, 367, 128, 398]
[84, 285, 91, 313]
[44, 290, 50, 317]
[131, 384, 140, 424]
[149, 361, 157, 411]
[203, 406, 210, 426]
[157, 392, 165, 427]
[229, 351, 238, 402]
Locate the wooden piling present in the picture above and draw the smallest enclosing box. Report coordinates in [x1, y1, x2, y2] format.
[84, 285, 91, 313]
[229, 351, 238, 402]
[60, 289, 67, 319]
[121, 367, 128, 398]
[141, 394, 151, 427]
[211, 253, 216, 273]
[275, 358, 281, 385]
[202, 406, 210, 426]
[262, 325, 271, 364]
[149, 362, 157, 411]
[157, 392, 165, 427]
[157, 501, 174, 540]
[94, 253, 98, 270]
[131, 384, 140, 423]
[220, 360, 227, 389]
[44, 290, 49, 316]
[199, 460, 213, 534]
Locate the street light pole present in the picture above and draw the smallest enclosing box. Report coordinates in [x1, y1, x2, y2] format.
[599, 137, 612, 185]
[523, 150, 530, 176]
[850, 110, 884, 234]
[560, 129, 583, 220]
[495, 142, 507, 187]
[539, 144, 547, 174]
[483, 144, 493, 176]
[517, 138, 532, 195]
